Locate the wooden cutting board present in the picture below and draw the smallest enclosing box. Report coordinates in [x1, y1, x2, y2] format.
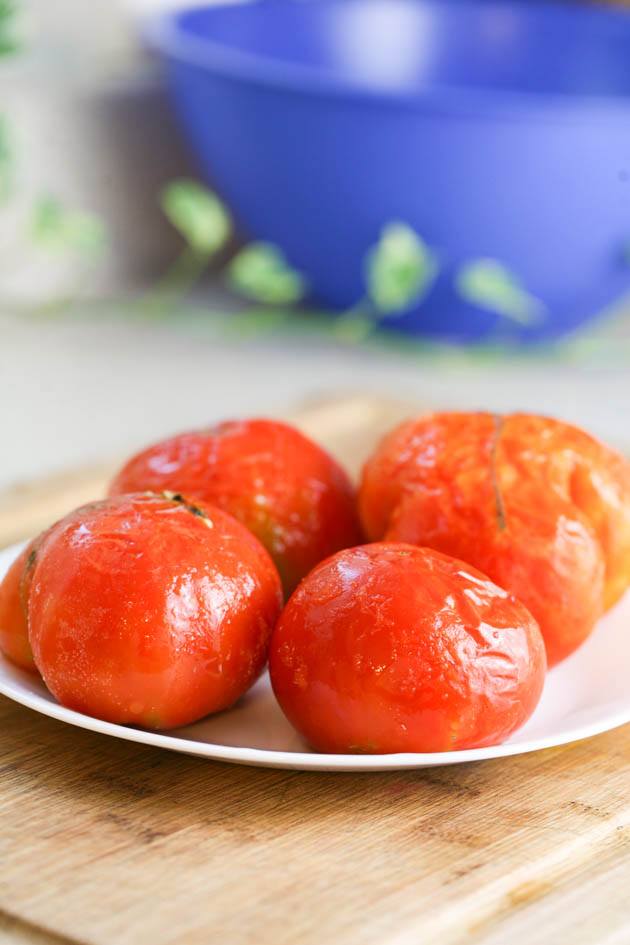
[1, 396, 629, 945]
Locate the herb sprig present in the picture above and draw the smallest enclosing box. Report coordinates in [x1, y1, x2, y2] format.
[158, 177, 545, 338]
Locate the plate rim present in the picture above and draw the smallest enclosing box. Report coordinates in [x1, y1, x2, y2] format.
[2, 540, 630, 772]
[3, 663, 630, 772]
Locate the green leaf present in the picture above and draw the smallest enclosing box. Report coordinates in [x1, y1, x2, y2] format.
[0, 0, 18, 55]
[222, 308, 291, 339]
[30, 196, 107, 255]
[332, 312, 375, 344]
[0, 115, 12, 203]
[365, 222, 438, 315]
[228, 243, 306, 305]
[161, 179, 231, 256]
[455, 259, 545, 325]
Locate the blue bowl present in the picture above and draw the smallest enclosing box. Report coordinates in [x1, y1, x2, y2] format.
[148, 0, 630, 342]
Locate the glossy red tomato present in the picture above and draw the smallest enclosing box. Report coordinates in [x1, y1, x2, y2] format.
[29, 493, 282, 729]
[269, 543, 546, 754]
[387, 483, 603, 669]
[0, 540, 38, 672]
[109, 419, 362, 596]
[359, 412, 630, 666]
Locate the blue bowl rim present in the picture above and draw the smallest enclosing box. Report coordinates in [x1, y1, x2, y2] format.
[144, 0, 630, 123]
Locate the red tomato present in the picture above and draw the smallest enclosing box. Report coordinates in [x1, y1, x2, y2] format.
[0, 541, 38, 672]
[387, 484, 603, 669]
[359, 412, 630, 666]
[109, 419, 362, 596]
[269, 543, 546, 754]
[29, 493, 282, 729]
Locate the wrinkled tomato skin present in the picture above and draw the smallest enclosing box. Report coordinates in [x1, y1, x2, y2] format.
[387, 477, 605, 668]
[359, 413, 495, 543]
[523, 415, 630, 611]
[29, 493, 282, 729]
[0, 541, 38, 672]
[269, 543, 546, 754]
[360, 412, 630, 666]
[109, 419, 362, 597]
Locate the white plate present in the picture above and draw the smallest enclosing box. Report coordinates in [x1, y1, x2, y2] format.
[1, 541, 629, 771]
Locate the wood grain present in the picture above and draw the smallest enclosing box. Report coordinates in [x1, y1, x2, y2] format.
[1, 395, 630, 945]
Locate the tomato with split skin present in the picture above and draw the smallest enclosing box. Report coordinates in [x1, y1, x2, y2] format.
[109, 418, 362, 597]
[270, 543, 546, 754]
[28, 492, 283, 729]
[359, 412, 630, 666]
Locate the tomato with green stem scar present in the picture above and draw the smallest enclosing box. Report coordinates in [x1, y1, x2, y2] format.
[109, 419, 362, 597]
[28, 493, 282, 729]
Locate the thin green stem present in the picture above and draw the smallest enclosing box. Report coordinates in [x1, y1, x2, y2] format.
[137, 247, 211, 317]
[490, 414, 507, 532]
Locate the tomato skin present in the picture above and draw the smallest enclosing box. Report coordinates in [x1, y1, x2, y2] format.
[28, 493, 282, 729]
[269, 543, 546, 754]
[109, 419, 362, 597]
[387, 479, 605, 668]
[360, 412, 630, 666]
[0, 542, 38, 672]
[359, 413, 496, 543]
